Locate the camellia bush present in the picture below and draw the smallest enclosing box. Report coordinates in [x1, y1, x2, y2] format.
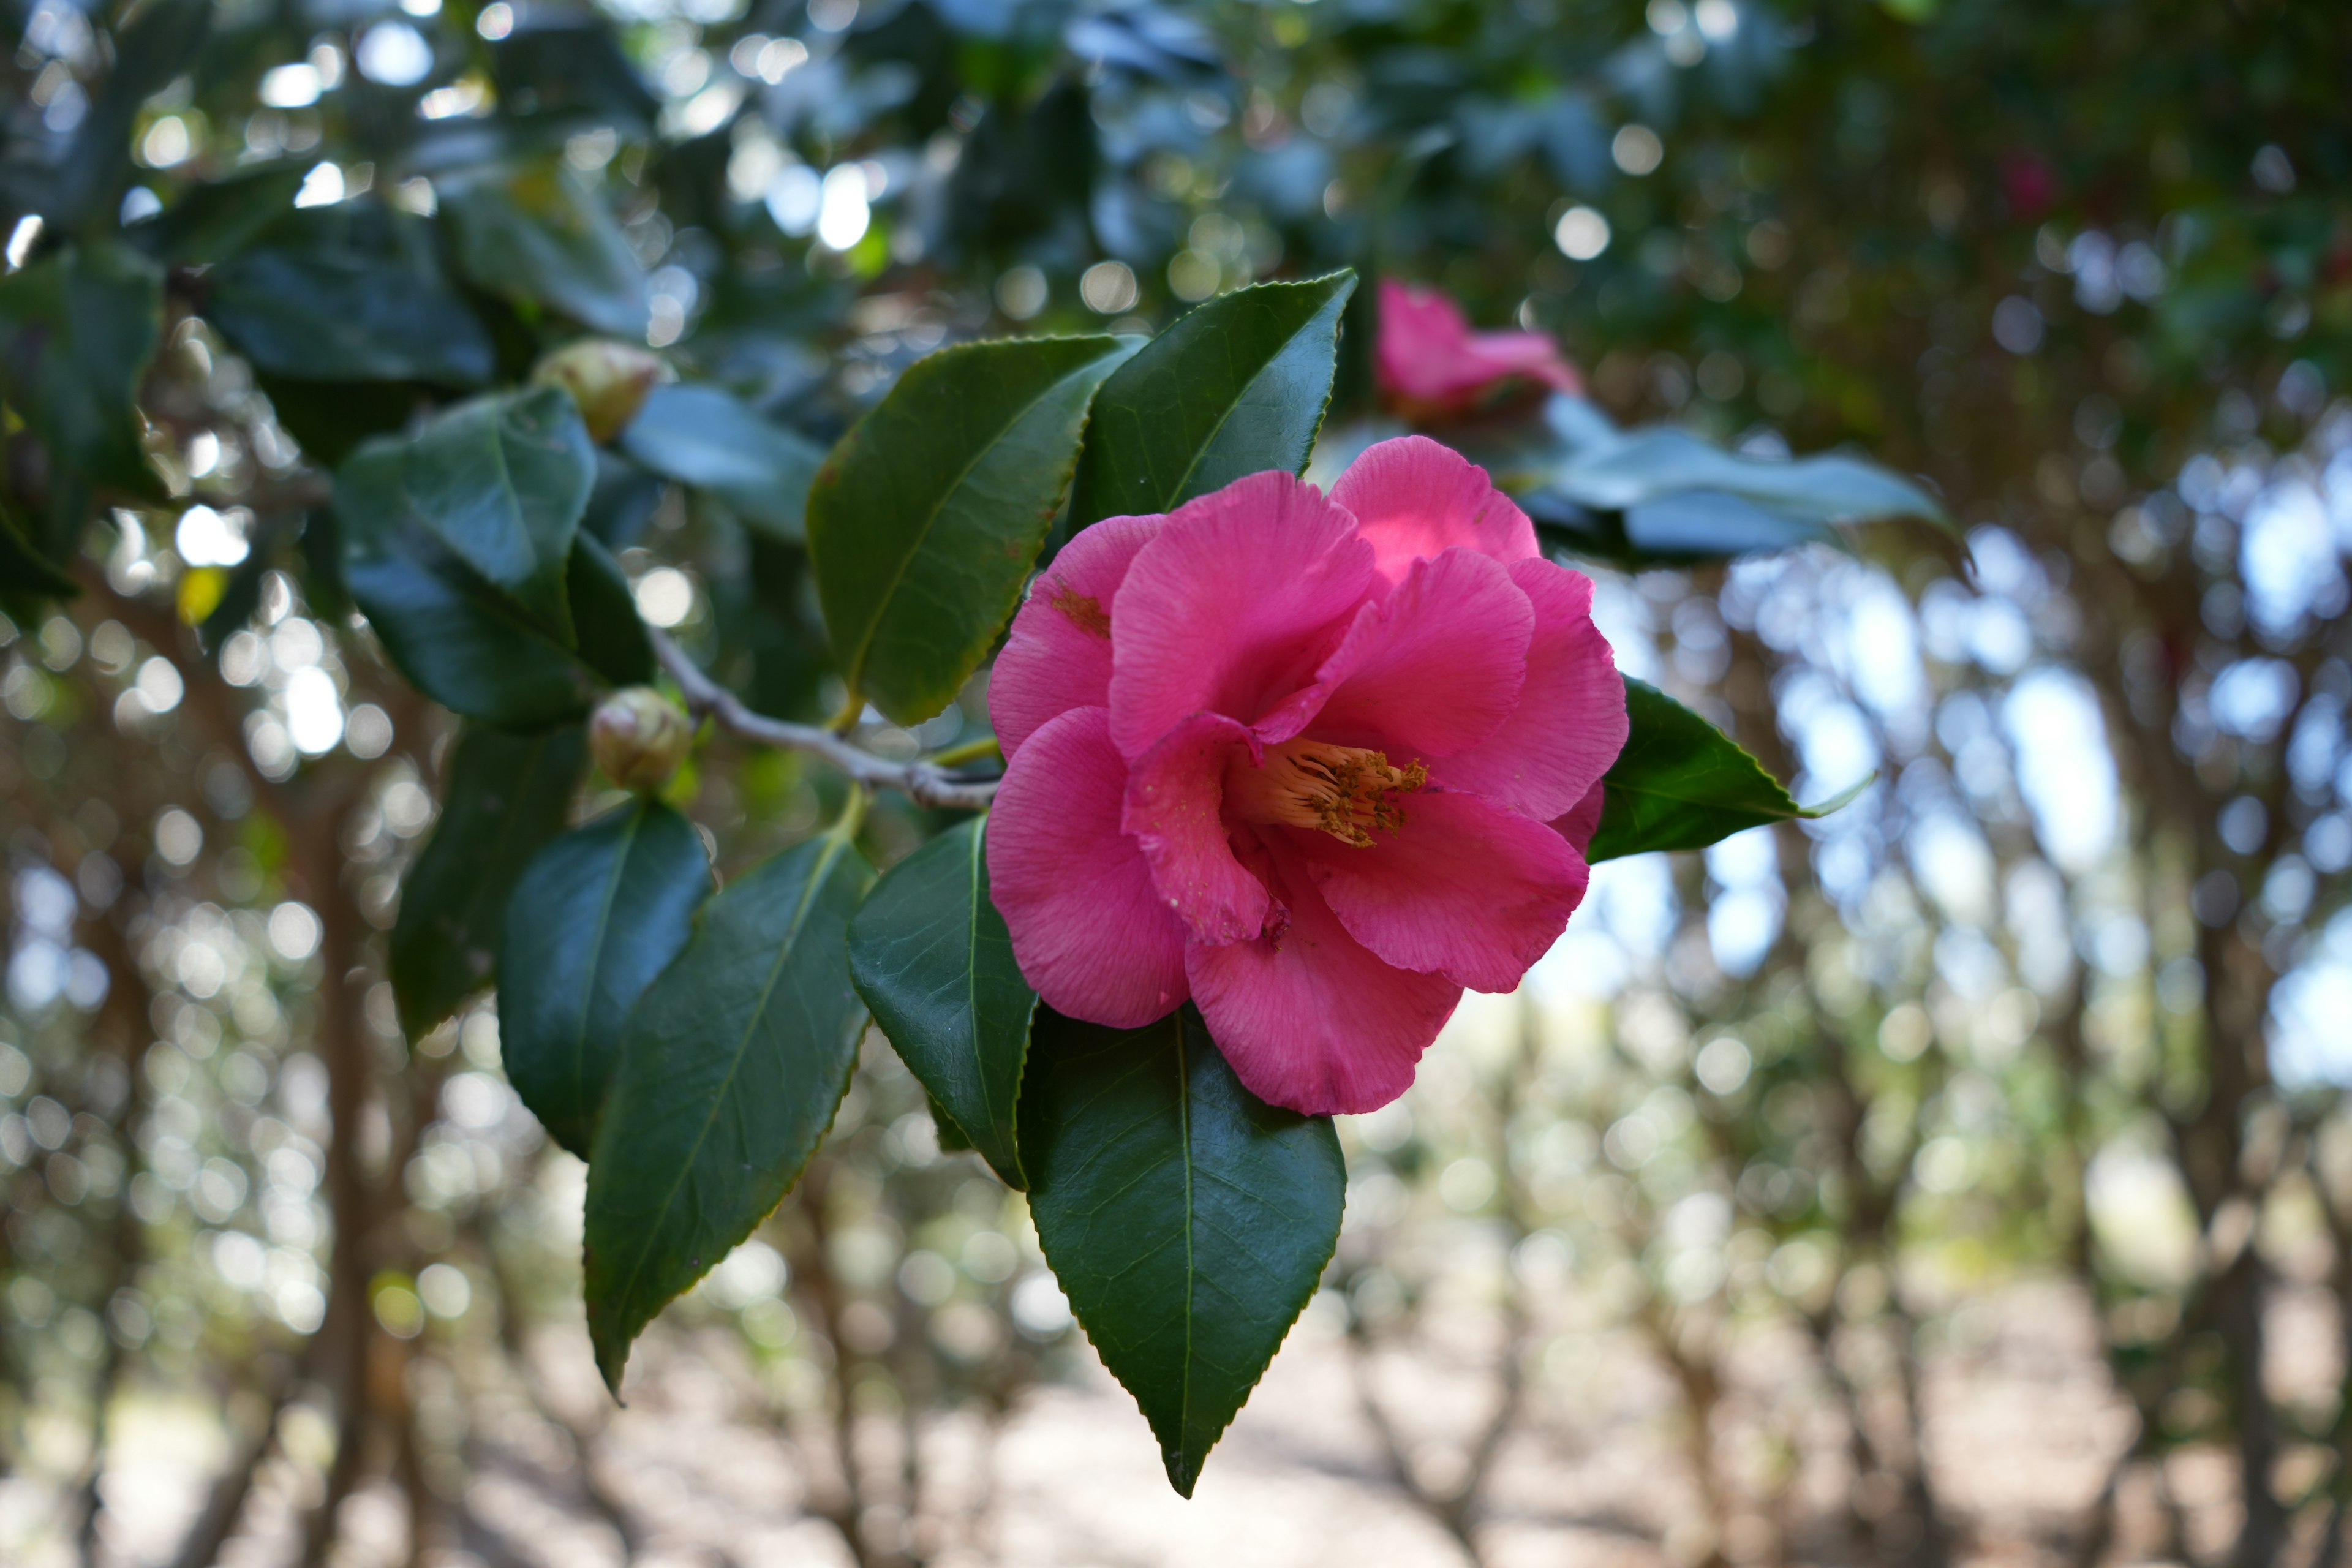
[0, 0, 1961, 1519]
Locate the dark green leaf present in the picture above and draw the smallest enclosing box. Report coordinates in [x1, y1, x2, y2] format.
[397, 386, 595, 644]
[0, 504, 80, 605]
[489, 18, 660, 134]
[1586, 679, 1868, 862]
[620, 384, 826, 541]
[256, 375, 431, 468]
[341, 507, 633, 733]
[499, 800, 712, 1158]
[391, 725, 587, 1038]
[584, 830, 875, 1390]
[847, 816, 1035, 1188]
[48, 0, 210, 232]
[581, 451, 665, 549]
[1021, 1005, 1344, 1498]
[129, 164, 307, 266]
[440, 160, 649, 337]
[205, 203, 494, 385]
[808, 335, 1134, 724]
[338, 395, 641, 727]
[0, 243, 164, 498]
[1066, 271, 1355, 530]
[567, 533, 656, 688]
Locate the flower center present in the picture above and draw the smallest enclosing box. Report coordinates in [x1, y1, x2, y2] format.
[1229, 739, 1427, 848]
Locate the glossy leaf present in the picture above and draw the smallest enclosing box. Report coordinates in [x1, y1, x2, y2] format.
[499, 799, 712, 1158]
[0, 243, 164, 499]
[847, 816, 1035, 1188]
[204, 202, 494, 386]
[1464, 396, 1951, 567]
[809, 335, 1134, 724]
[1547, 426, 1950, 529]
[620, 383, 827, 541]
[1586, 679, 1868, 861]
[397, 387, 596, 644]
[1020, 1005, 1345, 1497]
[1067, 271, 1355, 530]
[339, 406, 643, 729]
[391, 725, 587, 1038]
[440, 160, 649, 337]
[584, 830, 875, 1390]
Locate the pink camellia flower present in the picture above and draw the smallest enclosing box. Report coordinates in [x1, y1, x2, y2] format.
[1376, 278, 1583, 423]
[987, 436, 1627, 1116]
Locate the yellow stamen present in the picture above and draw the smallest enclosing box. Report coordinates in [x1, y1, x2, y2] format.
[1229, 739, 1426, 848]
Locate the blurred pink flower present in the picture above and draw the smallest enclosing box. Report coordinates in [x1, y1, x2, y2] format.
[1376, 278, 1583, 422]
[988, 437, 1624, 1115]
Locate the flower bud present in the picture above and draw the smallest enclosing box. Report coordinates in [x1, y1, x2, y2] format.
[532, 339, 669, 443]
[590, 687, 693, 793]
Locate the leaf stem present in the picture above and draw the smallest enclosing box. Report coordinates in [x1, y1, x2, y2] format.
[924, 733, 1003, 768]
[646, 628, 999, 811]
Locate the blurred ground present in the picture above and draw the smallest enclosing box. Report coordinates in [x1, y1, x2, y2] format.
[23, 1271, 2320, 1568]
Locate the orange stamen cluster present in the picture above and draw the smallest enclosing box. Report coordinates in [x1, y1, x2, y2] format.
[1232, 740, 1427, 847]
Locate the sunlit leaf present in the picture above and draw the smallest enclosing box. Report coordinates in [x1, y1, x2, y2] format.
[1586, 679, 1868, 861]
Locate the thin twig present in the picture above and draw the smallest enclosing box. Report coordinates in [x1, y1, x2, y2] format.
[647, 629, 998, 812]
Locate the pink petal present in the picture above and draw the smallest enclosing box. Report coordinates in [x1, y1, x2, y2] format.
[1294, 547, 1532, 758]
[1107, 471, 1374, 756]
[988, 706, 1188, 1028]
[990, 514, 1164, 760]
[1122, 711, 1270, 946]
[1292, 789, 1589, 994]
[1459, 330, 1582, 396]
[1186, 836, 1460, 1115]
[1550, 780, 1606, 854]
[1431, 558, 1627, 818]
[1330, 436, 1540, 591]
[1374, 280, 1581, 408]
[1373, 281, 1474, 405]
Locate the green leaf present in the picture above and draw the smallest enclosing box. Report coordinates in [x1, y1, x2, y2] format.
[1586, 679, 1868, 861]
[338, 398, 643, 728]
[584, 831, 875, 1390]
[0, 243, 164, 499]
[391, 725, 587, 1038]
[808, 335, 1135, 724]
[398, 387, 596, 645]
[847, 817, 1035, 1189]
[440, 160, 649, 338]
[1020, 1005, 1344, 1498]
[1066, 271, 1355, 530]
[47, 0, 210, 232]
[619, 384, 826, 541]
[0, 504, 80, 606]
[499, 800, 712, 1159]
[129, 163, 308, 266]
[1547, 426, 1951, 530]
[568, 533, 656, 688]
[204, 203, 494, 386]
